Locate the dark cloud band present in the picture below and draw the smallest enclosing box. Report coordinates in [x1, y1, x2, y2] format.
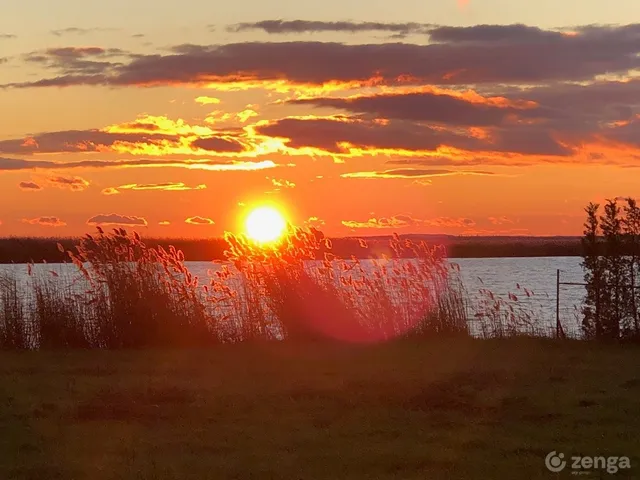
[228, 20, 431, 35]
[4, 24, 639, 89]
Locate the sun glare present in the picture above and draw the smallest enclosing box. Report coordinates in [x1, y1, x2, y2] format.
[245, 206, 287, 243]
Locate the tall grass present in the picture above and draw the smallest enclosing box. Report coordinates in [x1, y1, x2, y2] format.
[222, 229, 470, 343]
[0, 228, 219, 349]
[0, 272, 30, 349]
[69, 228, 217, 348]
[0, 225, 545, 350]
[471, 286, 551, 338]
[32, 274, 89, 349]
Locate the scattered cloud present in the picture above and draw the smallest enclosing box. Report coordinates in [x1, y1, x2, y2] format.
[0, 115, 260, 157]
[158, 221, 171, 226]
[101, 187, 120, 195]
[341, 169, 496, 179]
[236, 108, 258, 123]
[190, 136, 246, 153]
[0, 33, 16, 40]
[290, 89, 540, 127]
[1, 23, 639, 240]
[228, 20, 431, 36]
[2, 72, 639, 165]
[193, 160, 278, 171]
[0, 156, 278, 172]
[50, 27, 117, 36]
[23, 217, 67, 227]
[428, 23, 567, 44]
[0, 128, 176, 154]
[195, 96, 221, 105]
[256, 116, 482, 154]
[488, 216, 515, 225]
[429, 217, 477, 228]
[304, 216, 326, 228]
[104, 182, 207, 194]
[21, 46, 129, 77]
[87, 214, 148, 226]
[268, 177, 296, 189]
[47, 175, 90, 191]
[18, 181, 42, 191]
[257, 115, 574, 158]
[185, 216, 215, 225]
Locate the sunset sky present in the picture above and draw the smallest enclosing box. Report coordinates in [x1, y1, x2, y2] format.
[1, 0, 639, 237]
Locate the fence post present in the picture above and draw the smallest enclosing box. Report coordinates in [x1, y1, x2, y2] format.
[556, 269, 561, 339]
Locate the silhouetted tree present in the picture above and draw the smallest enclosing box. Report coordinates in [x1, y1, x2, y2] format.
[599, 199, 625, 338]
[582, 198, 640, 341]
[622, 198, 640, 338]
[581, 202, 603, 338]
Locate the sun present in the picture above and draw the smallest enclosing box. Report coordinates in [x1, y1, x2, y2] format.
[245, 206, 287, 244]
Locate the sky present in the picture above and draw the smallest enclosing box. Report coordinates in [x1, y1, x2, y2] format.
[1, 0, 639, 237]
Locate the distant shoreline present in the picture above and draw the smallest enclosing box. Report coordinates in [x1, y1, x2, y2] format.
[0, 235, 583, 264]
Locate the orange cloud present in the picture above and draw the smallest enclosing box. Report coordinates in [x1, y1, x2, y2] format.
[195, 96, 221, 105]
[488, 216, 515, 225]
[185, 216, 215, 225]
[179, 160, 278, 172]
[428, 217, 477, 228]
[291, 87, 538, 119]
[23, 217, 66, 227]
[103, 115, 213, 136]
[87, 214, 148, 226]
[268, 177, 296, 189]
[304, 216, 326, 228]
[236, 108, 259, 123]
[159, 221, 171, 226]
[19, 181, 42, 191]
[104, 182, 207, 194]
[21, 137, 38, 148]
[0, 156, 280, 173]
[203, 78, 380, 96]
[341, 169, 495, 179]
[8, 100, 630, 167]
[255, 115, 579, 161]
[47, 175, 90, 191]
[204, 111, 233, 125]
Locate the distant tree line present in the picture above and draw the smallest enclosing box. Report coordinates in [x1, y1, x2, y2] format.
[0, 234, 583, 264]
[582, 198, 640, 341]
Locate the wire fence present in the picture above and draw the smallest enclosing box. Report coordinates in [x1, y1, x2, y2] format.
[556, 268, 640, 339]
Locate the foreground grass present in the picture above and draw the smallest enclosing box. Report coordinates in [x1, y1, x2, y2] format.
[0, 339, 638, 479]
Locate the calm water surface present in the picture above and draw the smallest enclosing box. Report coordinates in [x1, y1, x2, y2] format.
[453, 256, 584, 334]
[1, 256, 586, 333]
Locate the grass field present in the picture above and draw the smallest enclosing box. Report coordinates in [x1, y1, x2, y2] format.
[0, 338, 638, 479]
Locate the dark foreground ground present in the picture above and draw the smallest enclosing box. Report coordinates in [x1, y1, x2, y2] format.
[0, 339, 638, 479]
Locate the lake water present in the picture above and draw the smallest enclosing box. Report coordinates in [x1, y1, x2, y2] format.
[0, 256, 586, 336]
[453, 257, 585, 336]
